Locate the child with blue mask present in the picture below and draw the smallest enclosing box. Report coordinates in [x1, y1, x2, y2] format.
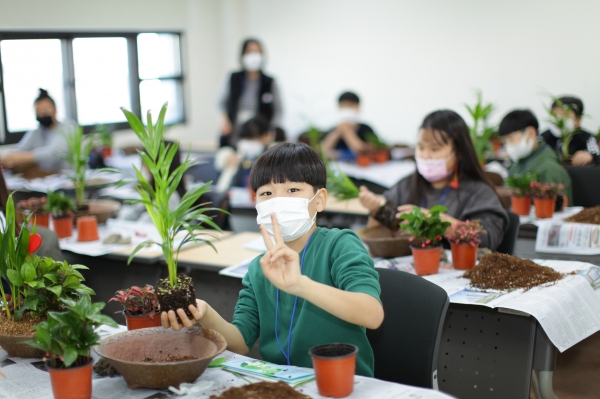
[161, 142, 383, 377]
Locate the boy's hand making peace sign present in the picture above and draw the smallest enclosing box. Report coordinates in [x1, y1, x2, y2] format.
[259, 213, 304, 295]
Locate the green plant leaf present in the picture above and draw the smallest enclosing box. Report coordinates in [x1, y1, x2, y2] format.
[47, 285, 62, 298]
[62, 347, 78, 367]
[7, 269, 23, 286]
[209, 357, 227, 368]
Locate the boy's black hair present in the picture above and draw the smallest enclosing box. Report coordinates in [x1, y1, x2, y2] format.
[498, 110, 539, 136]
[239, 116, 270, 140]
[338, 91, 360, 105]
[552, 96, 584, 117]
[34, 88, 55, 107]
[249, 142, 326, 192]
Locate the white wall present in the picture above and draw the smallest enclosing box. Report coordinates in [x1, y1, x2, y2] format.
[236, 0, 600, 143]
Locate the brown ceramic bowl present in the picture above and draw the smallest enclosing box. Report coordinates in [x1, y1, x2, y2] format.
[0, 334, 45, 358]
[93, 326, 227, 389]
[74, 199, 120, 225]
[357, 226, 412, 258]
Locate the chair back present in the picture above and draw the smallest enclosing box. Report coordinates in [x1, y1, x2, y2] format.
[367, 268, 449, 389]
[566, 166, 600, 207]
[496, 211, 520, 255]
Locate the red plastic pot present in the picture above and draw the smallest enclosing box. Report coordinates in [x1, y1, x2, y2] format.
[101, 147, 112, 158]
[47, 358, 92, 399]
[411, 246, 442, 276]
[32, 213, 50, 228]
[356, 154, 371, 167]
[451, 243, 478, 270]
[511, 196, 531, 216]
[534, 198, 555, 219]
[53, 216, 73, 239]
[310, 343, 357, 398]
[124, 311, 162, 330]
[76, 216, 99, 242]
[373, 150, 389, 163]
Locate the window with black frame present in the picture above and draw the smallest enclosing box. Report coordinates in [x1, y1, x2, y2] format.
[0, 32, 184, 145]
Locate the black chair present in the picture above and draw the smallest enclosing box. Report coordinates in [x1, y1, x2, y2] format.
[496, 211, 520, 255]
[367, 268, 449, 389]
[566, 166, 600, 207]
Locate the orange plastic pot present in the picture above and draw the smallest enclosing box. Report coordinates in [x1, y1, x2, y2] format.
[356, 154, 371, 167]
[53, 216, 73, 239]
[124, 311, 162, 330]
[451, 243, 478, 270]
[534, 198, 555, 219]
[373, 150, 389, 163]
[511, 196, 531, 216]
[76, 216, 99, 242]
[32, 213, 50, 228]
[101, 147, 112, 158]
[411, 246, 442, 276]
[47, 358, 92, 399]
[309, 343, 357, 398]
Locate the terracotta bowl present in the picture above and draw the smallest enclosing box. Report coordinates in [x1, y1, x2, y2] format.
[0, 334, 45, 358]
[357, 226, 412, 258]
[74, 199, 120, 225]
[93, 326, 227, 389]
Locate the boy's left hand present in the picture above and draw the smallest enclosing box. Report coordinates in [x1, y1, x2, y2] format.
[259, 214, 302, 294]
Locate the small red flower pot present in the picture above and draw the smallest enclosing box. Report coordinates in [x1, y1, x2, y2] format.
[32, 213, 50, 228]
[511, 196, 531, 216]
[373, 150, 389, 163]
[411, 246, 442, 276]
[53, 216, 73, 239]
[76, 216, 99, 242]
[534, 198, 555, 219]
[47, 358, 93, 399]
[123, 311, 162, 330]
[451, 243, 478, 270]
[310, 343, 357, 398]
[101, 147, 112, 158]
[356, 154, 371, 167]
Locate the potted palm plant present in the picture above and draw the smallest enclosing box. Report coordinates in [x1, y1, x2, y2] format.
[506, 172, 537, 216]
[110, 285, 161, 330]
[400, 205, 451, 275]
[44, 190, 76, 238]
[365, 132, 389, 163]
[545, 96, 580, 162]
[446, 220, 484, 270]
[62, 126, 94, 208]
[93, 124, 114, 158]
[27, 297, 117, 399]
[530, 181, 564, 219]
[465, 90, 497, 164]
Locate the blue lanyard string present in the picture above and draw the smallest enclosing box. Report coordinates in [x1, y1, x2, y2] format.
[274, 233, 313, 366]
[421, 185, 452, 208]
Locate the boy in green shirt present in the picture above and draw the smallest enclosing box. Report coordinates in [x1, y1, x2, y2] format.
[162, 142, 384, 377]
[499, 110, 573, 204]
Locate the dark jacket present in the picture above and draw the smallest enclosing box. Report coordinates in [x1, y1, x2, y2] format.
[539, 128, 600, 165]
[226, 71, 275, 125]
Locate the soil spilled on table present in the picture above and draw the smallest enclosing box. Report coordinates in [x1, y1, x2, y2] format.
[209, 381, 310, 399]
[0, 311, 45, 336]
[142, 355, 197, 363]
[565, 206, 600, 225]
[463, 253, 565, 291]
[156, 274, 196, 319]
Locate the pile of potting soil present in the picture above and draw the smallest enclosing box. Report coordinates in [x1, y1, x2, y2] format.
[93, 358, 120, 377]
[209, 381, 310, 399]
[143, 355, 197, 363]
[565, 206, 600, 225]
[463, 253, 564, 291]
[0, 311, 44, 336]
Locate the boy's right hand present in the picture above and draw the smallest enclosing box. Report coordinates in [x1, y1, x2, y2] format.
[161, 299, 207, 331]
[358, 186, 385, 212]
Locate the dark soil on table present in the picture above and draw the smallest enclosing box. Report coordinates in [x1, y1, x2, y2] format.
[93, 358, 120, 377]
[209, 381, 311, 399]
[142, 355, 197, 363]
[565, 206, 600, 225]
[0, 311, 45, 336]
[156, 274, 197, 319]
[463, 253, 566, 291]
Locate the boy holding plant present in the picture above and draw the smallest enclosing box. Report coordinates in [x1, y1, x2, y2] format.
[162, 143, 383, 377]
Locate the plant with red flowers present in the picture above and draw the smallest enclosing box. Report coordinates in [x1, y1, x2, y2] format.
[529, 181, 564, 200]
[400, 205, 452, 249]
[445, 220, 485, 247]
[110, 285, 159, 319]
[17, 197, 47, 214]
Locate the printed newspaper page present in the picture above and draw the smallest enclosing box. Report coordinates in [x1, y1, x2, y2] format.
[535, 220, 600, 255]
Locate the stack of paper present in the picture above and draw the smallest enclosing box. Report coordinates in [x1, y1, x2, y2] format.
[221, 359, 315, 387]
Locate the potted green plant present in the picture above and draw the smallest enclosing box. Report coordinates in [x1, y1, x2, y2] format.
[400, 205, 451, 275]
[323, 156, 360, 201]
[93, 124, 114, 158]
[530, 181, 564, 219]
[62, 126, 94, 208]
[465, 90, 497, 164]
[27, 296, 117, 399]
[110, 285, 161, 330]
[44, 190, 76, 238]
[506, 172, 537, 216]
[445, 220, 484, 270]
[17, 196, 49, 227]
[545, 96, 581, 162]
[365, 132, 389, 163]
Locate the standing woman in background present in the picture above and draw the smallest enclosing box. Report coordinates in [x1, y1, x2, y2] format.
[217, 38, 282, 148]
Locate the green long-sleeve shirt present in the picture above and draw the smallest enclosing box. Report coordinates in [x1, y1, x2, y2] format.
[232, 227, 381, 377]
[508, 143, 573, 203]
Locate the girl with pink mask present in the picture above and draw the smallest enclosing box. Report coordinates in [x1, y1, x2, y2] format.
[359, 110, 509, 251]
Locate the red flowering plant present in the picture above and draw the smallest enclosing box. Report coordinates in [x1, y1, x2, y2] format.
[529, 181, 564, 200]
[16, 197, 47, 215]
[109, 285, 159, 319]
[445, 219, 485, 247]
[400, 205, 452, 249]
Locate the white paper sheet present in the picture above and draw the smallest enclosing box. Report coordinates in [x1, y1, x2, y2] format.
[242, 236, 267, 252]
[518, 206, 583, 226]
[535, 220, 600, 255]
[219, 258, 254, 279]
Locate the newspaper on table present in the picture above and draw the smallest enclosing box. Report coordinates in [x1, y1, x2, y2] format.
[535, 219, 600, 255]
[423, 259, 600, 352]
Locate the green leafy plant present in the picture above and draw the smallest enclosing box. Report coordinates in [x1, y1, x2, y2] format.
[445, 220, 484, 247]
[109, 285, 159, 319]
[530, 181, 564, 200]
[400, 205, 452, 248]
[506, 172, 538, 197]
[365, 132, 387, 150]
[307, 126, 324, 151]
[43, 190, 76, 218]
[321, 150, 360, 201]
[544, 96, 582, 160]
[120, 103, 223, 287]
[92, 124, 113, 148]
[62, 126, 94, 205]
[465, 90, 497, 164]
[26, 296, 117, 368]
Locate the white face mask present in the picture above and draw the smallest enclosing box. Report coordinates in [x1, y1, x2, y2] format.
[548, 124, 562, 137]
[565, 118, 576, 132]
[505, 130, 535, 162]
[237, 139, 264, 160]
[256, 189, 320, 242]
[242, 52, 263, 72]
[338, 108, 359, 124]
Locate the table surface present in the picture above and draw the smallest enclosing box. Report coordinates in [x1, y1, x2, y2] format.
[324, 197, 368, 216]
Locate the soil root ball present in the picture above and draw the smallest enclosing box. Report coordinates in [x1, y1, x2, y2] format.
[157, 274, 196, 318]
[463, 253, 564, 291]
[565, 206, 600, 225]
[209, 381, 311, 399]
